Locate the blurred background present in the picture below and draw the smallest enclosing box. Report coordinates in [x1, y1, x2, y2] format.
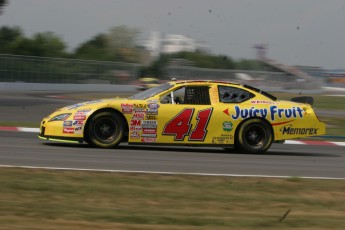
[0, 0, 344, 92]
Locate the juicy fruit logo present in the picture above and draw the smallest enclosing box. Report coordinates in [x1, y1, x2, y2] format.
[226, 106, 304, 121]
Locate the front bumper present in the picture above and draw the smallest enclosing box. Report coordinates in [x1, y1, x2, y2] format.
[39, 121, 84, 144]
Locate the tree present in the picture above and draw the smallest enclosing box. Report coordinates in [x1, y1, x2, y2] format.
[1, 29, 67, 57]
[74, 34, 109, 60]
[73, 25, 141, 62]
[0, 0, 7, 15]
[0, 26, 23, 53]
[29, 32, 66, 57]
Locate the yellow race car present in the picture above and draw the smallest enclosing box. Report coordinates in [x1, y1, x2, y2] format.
[39, 80, 326, 153]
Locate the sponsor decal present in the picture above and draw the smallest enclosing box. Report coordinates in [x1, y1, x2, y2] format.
[142, 120, 157, 125]
[73, 110, 89, 120]
[63, 127, 74, 134]
[132, 112, 145, 120]
[142, 128, 157, 134]
[130, 120, 142, 131]
[77, 109, 91, 113]
[133, 108, 146, 112]
[226, 105, 304, 121]
[148, 103, 160, 109]
[130, 119, 142, 126]
[141, 133, 157, 138]
[63, 121, 73, 127]
[142, 124, 157, 129]
[121, 103, 133, 114]
[146, 115, 157, 120]
[130, 131, 140, 139]
[147, 109, 158, 115]
[74, 126, 83, 134]
[141, 137, 157, 143]
[212, 134, 233, 144]
[75, 111, 88, 116]
[223, 121, 233, 132]
[73, 115, 86, 120]
[250, 100, 277, 105]
[142, 120, 158, 129]
[73, 120, 84, 126]
[280, 124, 318, 135]
[134, 103, 146, 109]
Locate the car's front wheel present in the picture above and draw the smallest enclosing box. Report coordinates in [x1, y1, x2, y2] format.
[86, 111, 124, 148]
[235, 119, 273, 154]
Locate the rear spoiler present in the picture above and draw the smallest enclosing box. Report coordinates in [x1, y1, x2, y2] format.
[291, 96, 314, 106]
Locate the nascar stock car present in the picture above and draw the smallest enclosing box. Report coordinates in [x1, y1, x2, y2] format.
[39, 80, 326, 154]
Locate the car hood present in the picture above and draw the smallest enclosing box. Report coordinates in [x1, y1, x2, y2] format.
[58, 98, 128, 111]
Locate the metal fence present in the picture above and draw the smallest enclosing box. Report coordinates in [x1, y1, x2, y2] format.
[0, 54, 323, 90]
[0, 54, 141, 84]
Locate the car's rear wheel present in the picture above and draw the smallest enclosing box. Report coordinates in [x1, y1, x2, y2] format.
[235, 118, 273, 154]
[86, 111, 124, 148]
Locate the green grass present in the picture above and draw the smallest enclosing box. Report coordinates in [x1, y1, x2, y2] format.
[274, 93, 345, 111]
[0, 168, 344, 230]
[320, 116, 345, 137]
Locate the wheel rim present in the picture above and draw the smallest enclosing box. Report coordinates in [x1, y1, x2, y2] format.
[243, 124, 266, 149]
[93, 117, 118, 143]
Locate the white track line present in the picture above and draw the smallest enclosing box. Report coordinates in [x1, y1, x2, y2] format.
[0, 165, 344, 180]
[284, 140, 306, 145]
[18, 127, 40, 133]
[331, 142, 345, 147]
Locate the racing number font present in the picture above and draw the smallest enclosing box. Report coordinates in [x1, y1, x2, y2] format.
[162, 108, 213, 141]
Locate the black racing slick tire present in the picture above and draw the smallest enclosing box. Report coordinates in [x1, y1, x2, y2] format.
[235, 119, 273, 154]
[86, 111, 124, 148]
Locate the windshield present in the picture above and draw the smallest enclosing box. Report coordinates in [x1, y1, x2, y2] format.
[129, 82, 173, 100]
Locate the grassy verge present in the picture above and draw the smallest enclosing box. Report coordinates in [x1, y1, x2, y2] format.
[319, 116, 345, 137]
[273, 93, 345, 111]
[0, 168, 344, 230]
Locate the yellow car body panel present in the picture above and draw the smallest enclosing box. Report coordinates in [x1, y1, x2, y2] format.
[39, 80, 326, 147]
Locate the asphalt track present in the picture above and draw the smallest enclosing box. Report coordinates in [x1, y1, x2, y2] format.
[0, 131, 344, 179]
[0, 91, 344, 179]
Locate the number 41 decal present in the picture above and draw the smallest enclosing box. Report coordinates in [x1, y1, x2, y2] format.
[162, 108, 213, 141]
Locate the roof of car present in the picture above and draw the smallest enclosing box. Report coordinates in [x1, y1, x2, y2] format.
[169, 79, 241, 86]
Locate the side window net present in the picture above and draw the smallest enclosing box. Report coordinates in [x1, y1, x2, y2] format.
[184, 86, 211, 105]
